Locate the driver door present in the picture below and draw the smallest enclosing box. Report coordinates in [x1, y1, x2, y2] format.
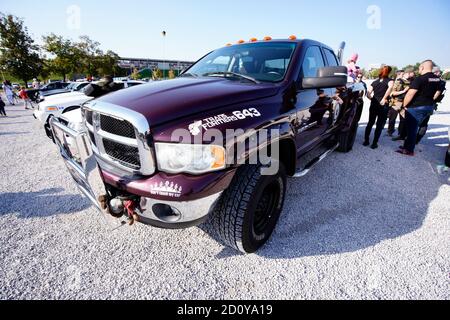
[294, 45, 332, 160]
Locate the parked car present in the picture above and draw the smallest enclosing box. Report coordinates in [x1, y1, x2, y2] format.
[50, 38, 364, 253]
[34, 80, 145, 139]
[38, 82, 91, 102]
[26, 81, 69, 102]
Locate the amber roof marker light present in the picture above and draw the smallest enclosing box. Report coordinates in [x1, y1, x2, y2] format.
[237, 39, 245, 44]
[289, 35, 297, 40]
[249, 37, 258, 42]
[263, 36, 272, 41]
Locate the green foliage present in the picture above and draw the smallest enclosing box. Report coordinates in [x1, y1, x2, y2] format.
[442, 72, 450, 81]
[369, 68, 380, 79]
[42, 33, 82, 81]
[0, 13, 43, 85]
[130, 68, 142, 80]
[152, 68, 163, 80]
[42, 33, 121, 80]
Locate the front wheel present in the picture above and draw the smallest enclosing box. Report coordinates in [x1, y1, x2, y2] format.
[209, 163, 287, 253]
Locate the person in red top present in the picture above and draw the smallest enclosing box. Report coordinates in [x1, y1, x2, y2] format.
[18, 86, 32, 109]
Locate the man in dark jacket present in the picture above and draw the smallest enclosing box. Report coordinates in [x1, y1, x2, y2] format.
[397, 60, 443, 156]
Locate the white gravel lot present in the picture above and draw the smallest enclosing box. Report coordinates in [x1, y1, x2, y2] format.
[0, 88, 449, 300]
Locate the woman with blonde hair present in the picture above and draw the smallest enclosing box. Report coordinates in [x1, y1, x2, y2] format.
[364, 66, 395, 149]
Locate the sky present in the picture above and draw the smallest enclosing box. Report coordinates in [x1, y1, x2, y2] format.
[1, 0, 450, 69]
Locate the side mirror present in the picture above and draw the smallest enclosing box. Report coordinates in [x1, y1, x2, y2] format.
[302, 66, 348, 89]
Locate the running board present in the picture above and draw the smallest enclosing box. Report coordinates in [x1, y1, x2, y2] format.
[293, 143, 339, 178]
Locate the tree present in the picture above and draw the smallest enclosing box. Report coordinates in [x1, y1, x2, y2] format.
[77, 35, 102, 77]
[0, 13, 43, 85]
[96, 50, 121, 77]
[130, 68, 142, 80]
[369, 68, 380, 79]
[389, 66, 398, 78]
[403, 63, 421, 75]
[152, 68, 162, 80]
[42, 33, 81, 81]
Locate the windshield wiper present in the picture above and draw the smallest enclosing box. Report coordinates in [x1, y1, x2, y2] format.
[180, 72, 199, 78]
[203, 72, 260, 84]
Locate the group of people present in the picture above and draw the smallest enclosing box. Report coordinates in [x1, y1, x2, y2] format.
[0, 80, 36, 116]
[362, 60, 446, 156]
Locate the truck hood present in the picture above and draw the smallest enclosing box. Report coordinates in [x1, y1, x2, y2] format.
[96, 77, 280, 126]
[40, 91, 87, 105]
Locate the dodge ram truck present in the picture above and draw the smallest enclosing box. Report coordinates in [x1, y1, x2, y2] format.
[51, 38, 365, 253]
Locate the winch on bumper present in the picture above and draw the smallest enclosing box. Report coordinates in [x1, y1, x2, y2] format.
[50, 115, 231, 229]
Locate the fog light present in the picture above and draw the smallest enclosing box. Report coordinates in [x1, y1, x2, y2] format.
[152, 204, 182, 222]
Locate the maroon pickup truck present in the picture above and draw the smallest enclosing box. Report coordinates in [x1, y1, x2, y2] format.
[51, 38, 365, 253]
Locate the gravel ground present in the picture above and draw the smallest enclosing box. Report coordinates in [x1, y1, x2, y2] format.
[0, 89, 449, 300]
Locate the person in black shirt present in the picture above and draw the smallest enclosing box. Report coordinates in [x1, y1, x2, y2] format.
[416, 66, 447, 144]
[0, 96, 6, 116]
[396, 60, 442, 156]
[364, 66, 394, 149]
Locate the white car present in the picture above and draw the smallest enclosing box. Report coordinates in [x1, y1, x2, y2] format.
[34, 80, 145, 139]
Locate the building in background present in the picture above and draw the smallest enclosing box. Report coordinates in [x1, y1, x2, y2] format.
[118, 57, 195, 79]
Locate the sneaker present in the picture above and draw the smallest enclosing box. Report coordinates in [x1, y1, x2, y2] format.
[371, 143, 378, 149]
[392, 136, 404, 141]
[396, 149, 414, 156]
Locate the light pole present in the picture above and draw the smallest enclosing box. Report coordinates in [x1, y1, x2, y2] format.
[162, 30, 166, 79]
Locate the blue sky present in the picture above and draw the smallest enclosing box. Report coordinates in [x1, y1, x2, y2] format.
[2, 0, 450, 69]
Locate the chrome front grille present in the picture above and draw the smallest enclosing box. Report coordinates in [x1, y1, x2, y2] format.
[103, 138, 140, 169]
[100, 114, 135, 138]
[82, 101, 155, 176]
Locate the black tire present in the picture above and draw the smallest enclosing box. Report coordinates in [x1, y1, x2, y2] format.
[445, 146, 450, 167]
[209, 163, 287, 254]
[44, 115, 55, 142]
[337, 100, 363, 153]
[337, 121, 358, 153]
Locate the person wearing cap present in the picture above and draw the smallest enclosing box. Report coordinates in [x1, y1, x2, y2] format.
[387, 70, 408, 137]
[397, 60, 442, 156]
[392, 68, 415, 141]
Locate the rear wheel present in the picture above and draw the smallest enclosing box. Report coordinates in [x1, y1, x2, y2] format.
[337, 121, 358, 153]
[209, 163, 286, 253]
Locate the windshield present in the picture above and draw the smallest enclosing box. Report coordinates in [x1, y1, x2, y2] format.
[74, 82, 89, 91]
[185, 42, 297, 83]
[66, 83, 76, 90]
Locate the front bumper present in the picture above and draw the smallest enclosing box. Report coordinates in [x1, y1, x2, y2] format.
[50, 117, 223, 228]
[33, 109, 49, 124]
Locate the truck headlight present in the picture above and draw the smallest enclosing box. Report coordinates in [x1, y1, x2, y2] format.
[155, 143, 226, 174]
